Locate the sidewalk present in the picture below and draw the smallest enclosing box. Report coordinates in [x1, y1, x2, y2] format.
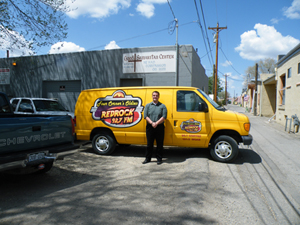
[226, 104, 300, 215]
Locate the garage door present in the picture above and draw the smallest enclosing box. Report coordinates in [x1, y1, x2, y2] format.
[120, 78, 143, 87]
[42, 80, 81, 112]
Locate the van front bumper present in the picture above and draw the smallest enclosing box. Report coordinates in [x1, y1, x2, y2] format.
[242, 134, 253, 145]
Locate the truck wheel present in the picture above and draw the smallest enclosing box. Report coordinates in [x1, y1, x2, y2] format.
[92, 133, 116, 155]
[210, 135, 239, 163]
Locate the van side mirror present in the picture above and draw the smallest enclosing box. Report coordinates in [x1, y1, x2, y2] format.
[198, 102, 208, 112]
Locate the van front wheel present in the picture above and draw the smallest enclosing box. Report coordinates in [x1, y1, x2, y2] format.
[210, 135, 238, 163]
[92, 133, 116, 155]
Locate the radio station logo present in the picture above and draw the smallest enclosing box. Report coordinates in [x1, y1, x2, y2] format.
[90, 90, 144, 128]
[180, 119, 202, 133]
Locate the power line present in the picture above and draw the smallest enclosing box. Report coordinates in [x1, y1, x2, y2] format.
[37, 20, 197, 56]
[87, 27, 170, 51]
[193, 0, 213, 68]
[198, 0, 214, 64]
[220, 47, 242, 76]
[167, 0, 176, 19]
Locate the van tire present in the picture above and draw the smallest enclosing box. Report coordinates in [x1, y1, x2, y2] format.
[210, 135, 238, 163]
[92, 133, 116, 155]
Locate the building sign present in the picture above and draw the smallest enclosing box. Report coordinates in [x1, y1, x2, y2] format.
[123, 51, 176, 73]
[90, 90, 144, 128]
[0, 68, 10, 85]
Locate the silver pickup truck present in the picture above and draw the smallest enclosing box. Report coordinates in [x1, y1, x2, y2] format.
[10, 97, 74, 119]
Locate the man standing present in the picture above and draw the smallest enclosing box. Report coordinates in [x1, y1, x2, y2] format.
[143, 91, 167, 165]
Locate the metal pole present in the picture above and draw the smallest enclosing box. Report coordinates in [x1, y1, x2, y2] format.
[175, 18, 179, 86]
[254, 63, 258, 116]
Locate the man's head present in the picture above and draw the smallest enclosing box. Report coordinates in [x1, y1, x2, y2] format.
[152, 91, 160, 103]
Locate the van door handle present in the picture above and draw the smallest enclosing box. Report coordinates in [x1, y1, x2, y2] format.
[174, 120, 177, 127]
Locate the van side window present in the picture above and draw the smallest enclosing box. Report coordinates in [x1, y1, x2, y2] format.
[177, 91, 205, 112]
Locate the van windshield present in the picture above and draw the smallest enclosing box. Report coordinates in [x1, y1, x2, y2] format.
[197, 89, 222, 109]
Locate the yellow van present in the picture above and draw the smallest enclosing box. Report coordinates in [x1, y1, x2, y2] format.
[75, 86, 252, 162]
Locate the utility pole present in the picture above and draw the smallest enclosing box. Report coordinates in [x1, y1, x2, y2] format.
[209, 23, 227, 102]
[254, 63, 258, 116]
[213, 64, 215, 98]
[224, 74, 229, 105]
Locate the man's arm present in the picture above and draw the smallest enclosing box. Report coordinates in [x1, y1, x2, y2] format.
[152, 117, 164, 128]
[145, 116, 153, 124]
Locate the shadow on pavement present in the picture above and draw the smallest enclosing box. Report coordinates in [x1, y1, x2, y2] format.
[233, 148, 262, 164]
[82, 144, 262, 165]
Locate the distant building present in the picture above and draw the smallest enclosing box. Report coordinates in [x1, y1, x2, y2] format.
[243, 43, 300, 130]
[276, 43, 300, 127]
[0, 45, 208, 111]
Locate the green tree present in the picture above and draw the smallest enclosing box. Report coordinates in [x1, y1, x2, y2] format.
[208, 75, 223, 94]
[0, 0, 75, 54]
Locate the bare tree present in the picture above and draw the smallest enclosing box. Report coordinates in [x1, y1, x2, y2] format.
[257, 58, 276, 74]
[243, 57, 276, 88]
[0, 0, 75, 55]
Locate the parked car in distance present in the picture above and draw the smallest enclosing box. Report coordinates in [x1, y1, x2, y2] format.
[10, 97, 74, 119]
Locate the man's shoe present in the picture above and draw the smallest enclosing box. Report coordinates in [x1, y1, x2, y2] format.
[157, 161, 163, 165]
[142, 159, 151, 164]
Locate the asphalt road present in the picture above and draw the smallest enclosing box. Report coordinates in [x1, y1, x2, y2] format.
[0, 105, 299, 225]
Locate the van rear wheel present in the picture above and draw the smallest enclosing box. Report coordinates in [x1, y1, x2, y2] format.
[92, 133, 116, 155]
[210, 135, 238, 163]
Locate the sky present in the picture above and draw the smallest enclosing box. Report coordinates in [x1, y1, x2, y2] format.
[2, 0, 300, 98]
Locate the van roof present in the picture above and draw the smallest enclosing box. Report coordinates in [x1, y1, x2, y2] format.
[82, 86, 198, 92]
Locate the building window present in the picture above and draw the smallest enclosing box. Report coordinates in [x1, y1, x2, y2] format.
[298, 63, 300, 74]
[287, 67, 292, 78]
[279, 74, 286, 105]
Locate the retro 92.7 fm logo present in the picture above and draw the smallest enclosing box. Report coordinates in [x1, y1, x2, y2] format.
[90, 90, 144, 128]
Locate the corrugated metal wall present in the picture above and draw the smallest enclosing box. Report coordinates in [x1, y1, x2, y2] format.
[0, 45, 208, 112]
[42, 80, 81, 111]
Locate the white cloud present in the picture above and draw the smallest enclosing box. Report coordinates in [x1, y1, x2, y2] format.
[66, 0, 131, 19]
[283, 0, 300, 19]
[0, 27, 34, 57]
[64, 0, 168, 19]
[221, 60, 232, 67]
[105, 40, 121, 49]
[270, 18, 279, 24]
[136, 3, 155, 18]
[48, 42, 85, 54]
[235, 24, 300, 61]
[136, 0, 168, 18]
